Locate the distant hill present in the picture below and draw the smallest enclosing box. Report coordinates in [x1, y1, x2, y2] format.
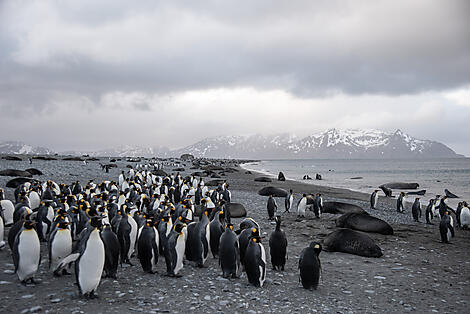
[172, 129, 462, 159]
[0, 141, 55, 155]
[1, 129, 462, 159]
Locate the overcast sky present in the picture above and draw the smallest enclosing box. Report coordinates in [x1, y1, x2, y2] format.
[1, 0, 470, 155]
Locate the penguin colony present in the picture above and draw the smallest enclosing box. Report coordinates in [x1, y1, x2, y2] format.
[0, 165, 323, 299]
[0, 164, 468, 300]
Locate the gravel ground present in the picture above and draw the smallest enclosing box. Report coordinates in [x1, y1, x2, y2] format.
[0, 157, 469, 313]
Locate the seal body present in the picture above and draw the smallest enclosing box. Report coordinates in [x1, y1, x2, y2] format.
[323, 228, 383, 257]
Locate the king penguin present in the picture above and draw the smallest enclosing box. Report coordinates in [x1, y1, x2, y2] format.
[49, 221, 72, 276]
[269, 216, 287, 271]
[299, 242, 322, 290]
[209, 210, 225, 258]
[412, 198, 422, 222]
[165, 222, 187, 277]
[244, 228, 266, 287]
[297, 194, 307, 218]
[370, 190, 379, 209]
[439, 211, 455, 243]
[137, 219, 159, 274]
[397, 192, 406, 213]
[13, 219, 40, 284]
[101, 224, 120, 279]
[425, 199, 435, 225]
[185, 208, 210, 267]
[284, 189, 294, 213]
[218, 224, 241, 278]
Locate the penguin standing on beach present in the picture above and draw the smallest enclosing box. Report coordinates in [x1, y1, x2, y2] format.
[459, 202, 470, 229]
[397, 192, 406, 213]
[313, 193, 323, 218]
[218, 224, 241, 278]
[269, 216, 287, 271]
[425, 199, 435, 224]
[48, 221, 72, 276]
[209, 210, 225, 258]
[370, 190, 379, 209]
[266, 195, 277, 220]
[440, 211, 455, 243]
[13, 219, 41, 284]
[284, 189, 294, 213]
[244, 228, 266, 287]
[185, 208, 210, 267]
[137, 219, 159, 274]
[101, 224, 120, 279]
[297, 194, 307, 218]
[58, 216, 105, 298]
[412, 198, 422, 222]
[165, 223, 187, 276]
[298, 242, 322, 290]
[116, 205, 138, 265]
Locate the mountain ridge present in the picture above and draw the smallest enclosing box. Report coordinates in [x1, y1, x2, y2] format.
[0, 129, 463, 159]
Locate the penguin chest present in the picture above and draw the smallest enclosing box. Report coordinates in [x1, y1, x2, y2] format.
[174, 234, 186, 274]
[461, 208, 470, 228]
[128, 217, 138, 258]
[78, 231, 105, 294]
[0, 216, 4, 247]
[51, 230, 72, 269]
[17, 230, 40, 281]
[298, 199, 306, 214]
[259, 243, 266, 287]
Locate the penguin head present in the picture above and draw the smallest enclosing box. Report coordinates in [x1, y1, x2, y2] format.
[226, 224, 234, 231]
[23, 220, 36, 229]
[174, 223, 185, 234]
[429, 199, 434, 204]
[310, 242, 322, 254]
[89, 216, 103, 228]
[57, 221, 71, 230]
[251, 228, 260, 237]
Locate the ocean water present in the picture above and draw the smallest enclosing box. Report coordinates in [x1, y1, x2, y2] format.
[241, 158, 470, 208]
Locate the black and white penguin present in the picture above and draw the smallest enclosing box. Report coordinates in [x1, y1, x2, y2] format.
[297, 194, 307, 218]
[269, 216, 287, 271]
[299, 242, 322, 290]
[370, 190, 379, 209]
[164, 222, 187, 277]
[425, 199, 435, 225]
[266, 195, 277, 220]
[0, 209, 4, 249]
[185, 208, 210, 267]
[48, 221, 72, 276]
[0, 199, 15, 226]
[218, 224, 241, 278]
[313, 193, 323, 218]
[13, 219, 41, 284]
[284, 189, 294, 213]
[209, 210, 225, 258]
[244, 228, 266, 287]
[116, 204, 138, 265]
[101, 224, 120, 279]
[137, 219, 159, 274]
[459, 202, 470, 229]
[439, 211, 455, 243]
[412, 198, 422, 222]
[397, 192, 406, 213]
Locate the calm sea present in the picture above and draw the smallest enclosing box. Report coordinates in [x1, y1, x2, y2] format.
[241, 158, 470, 208]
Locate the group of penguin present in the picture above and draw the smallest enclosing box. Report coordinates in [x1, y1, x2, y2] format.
[370, 189, 470, 243]
[0, 165, 323, 299]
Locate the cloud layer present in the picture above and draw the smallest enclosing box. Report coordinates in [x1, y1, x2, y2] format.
[1, 1, 469, 154]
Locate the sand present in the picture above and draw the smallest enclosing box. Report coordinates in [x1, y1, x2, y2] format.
[0, 157, 469, 313]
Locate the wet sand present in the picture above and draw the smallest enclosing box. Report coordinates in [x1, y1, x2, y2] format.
[0, 157, 469, 313]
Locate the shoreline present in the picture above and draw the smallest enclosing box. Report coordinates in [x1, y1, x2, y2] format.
[0, 157, 469, 313]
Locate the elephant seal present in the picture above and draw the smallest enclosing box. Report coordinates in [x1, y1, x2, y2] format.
[336, 213, 393, 235]
[151, 169, 168, 177]
[254, 177, 272, 183]
[2, 156, 22, 161]
[379, 186, 393, 197]
[25, 168, 43, 176]
[225, 203, 247, 218]
[257, 186, 288, 198]
[380, 182, 419, 190]
[0, 169, 32, 177]
[322, 201, 365, 214]
[278, 172, 286, 181]
[444, 189, 459, 199]
[205, 179, 224, 187]
[323, 228, 383, 258]
[406, 190, 426, 196]
[6, 177, 39, 188]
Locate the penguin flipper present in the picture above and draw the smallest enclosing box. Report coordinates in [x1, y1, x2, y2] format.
[57, 253, 80, 270]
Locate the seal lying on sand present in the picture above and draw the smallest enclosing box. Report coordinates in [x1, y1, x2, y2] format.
[225, 203, 247, 218]
[380, 182, 419, 190]
[257, 186, 288, 198]
[254, 177, 272, 183]
[323, 228, 383, 258]
[322, 201, 365, 214]
[336, 213, 393, 235]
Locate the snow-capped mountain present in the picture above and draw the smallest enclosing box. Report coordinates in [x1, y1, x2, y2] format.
[89, 145, 171, 158]
[174, 129, 460, 159]
[0, 141, 55, 155]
